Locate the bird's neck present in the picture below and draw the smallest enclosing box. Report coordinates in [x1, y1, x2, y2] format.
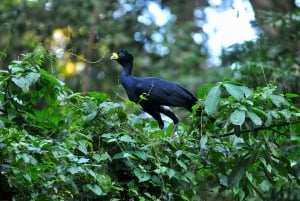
[121, 67, 135, 91]
[122, 64, 133, 76]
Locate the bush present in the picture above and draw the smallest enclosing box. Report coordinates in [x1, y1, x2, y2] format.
[0, 52, 300, 200]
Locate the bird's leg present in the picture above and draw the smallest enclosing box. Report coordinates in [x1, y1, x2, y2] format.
[143, 108, 164, 129]
[171, 123, 179, 138]
[159, 106, 179, 138]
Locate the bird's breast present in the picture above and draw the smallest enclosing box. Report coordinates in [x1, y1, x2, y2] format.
[121, 76, 140, 103]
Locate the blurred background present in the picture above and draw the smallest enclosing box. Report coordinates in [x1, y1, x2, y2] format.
[0, 0, 300, 100]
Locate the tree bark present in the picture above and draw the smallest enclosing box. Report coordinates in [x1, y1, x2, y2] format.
[82, 2, 99, 92]
[249, 0, 296, 36]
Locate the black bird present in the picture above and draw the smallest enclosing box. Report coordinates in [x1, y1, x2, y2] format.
[111, 50, 197, 135]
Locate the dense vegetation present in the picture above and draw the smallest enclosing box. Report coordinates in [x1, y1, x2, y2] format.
[0, 52, 299, 200]
[1, 0, 300, 200]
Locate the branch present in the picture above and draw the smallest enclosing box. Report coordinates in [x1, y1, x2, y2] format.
[211, 121, 300, 138]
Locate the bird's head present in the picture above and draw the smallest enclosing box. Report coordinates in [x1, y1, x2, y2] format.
[110, 50, 133, 67]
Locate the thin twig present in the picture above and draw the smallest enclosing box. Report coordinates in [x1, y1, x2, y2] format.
[211, 121, 300, 138]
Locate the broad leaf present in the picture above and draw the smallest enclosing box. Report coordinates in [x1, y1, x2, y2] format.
[176, 159, 187, 171]
[204, 84, 221, 115]
[68, 166, 84, 174]
[12, 72, 40, 92]
[84, 111, 97, 121]
[113, 152, 133, 159]
[134, 151, 148, 161]
[270, 94, 288, 107]
[284, 93, 299, 98]
[198, 83, 216, 98]
[200, 135, 208, 149]
[23, 173, 32, 182]
[134, 168, 151, 182]
[230, 110, 245, 126]
[120, 135, 136, 143]
[78, 157, 89, 163]
[86, 184, 103, 196]
[247, 111, 263, 126]
[240, 86, 253, 98]
[228, 155, 251, 188]
[223, 83, 244, 100]
[167, 169, 176, 179]
[220, 174, 229, 187]
[78, 140, 88, 155]
[259, 180, 271, 192]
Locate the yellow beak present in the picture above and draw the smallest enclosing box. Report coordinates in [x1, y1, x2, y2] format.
[110, 52, 119, 60]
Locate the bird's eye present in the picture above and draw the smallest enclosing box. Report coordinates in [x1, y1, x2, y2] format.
[119, 52, 125, 57]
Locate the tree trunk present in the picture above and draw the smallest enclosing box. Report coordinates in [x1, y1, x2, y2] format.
[249, 0, 296, 36]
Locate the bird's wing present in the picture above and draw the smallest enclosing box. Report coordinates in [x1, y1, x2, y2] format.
[135, 77, 196, 109]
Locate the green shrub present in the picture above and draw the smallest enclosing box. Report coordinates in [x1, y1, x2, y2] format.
[0, 52, 299, 200]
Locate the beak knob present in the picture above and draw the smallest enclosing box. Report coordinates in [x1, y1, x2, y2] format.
[111, 52, 119, 60]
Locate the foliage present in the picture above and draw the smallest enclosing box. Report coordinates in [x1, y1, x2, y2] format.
[0, 52, 203, 200]
[0, 52, 300, 200]
[192, 81, 300, 200]
[224, 6, 300, 97]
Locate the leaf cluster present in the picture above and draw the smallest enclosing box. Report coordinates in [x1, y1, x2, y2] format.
[0, 52, 300, 200]
[191, 80, 300, 200]
[0, 52, 203, 200]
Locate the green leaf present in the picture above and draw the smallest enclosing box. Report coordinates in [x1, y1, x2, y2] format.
[93, 153, 110, 162]
[78, 140, 88, 155]
[223, 83, 244, 100]
[134, 151, 148, 161]
[175, 150, 183, 158]
[240, 86, 253, 98]
[86, 184, 103, 196]
[176, 159, 187, 171]
[204, 84, 221, 115]
[68, 166, 84, 174]
[288, 148, 300, 160]
[284, 93, 299, 98]
[220, 174, 229, 187]
[78, 157, 89, 163]
[228, 155, 251, 188]
[250, 107, 267, 118]
[23, 173, 32, 182]
[247, 111, 263, 126]
[82, 100, 98, 113]
[230, 110, 245, 126]
[12, 72, 40, 92]
[200, 135, 208, 149]
[198, 83, 216, 98]
[154, 166, 167, 174]
[134, 168, 151, 182]
[259, 180, 271, 192]
[87, 91, 108, 101]
[167, 169, 176, 179]
[84, 111, 97, 121]
[139, 93, 149, 100]
[8, 64, 24, 73]
[113, 152, 133, 159]
[119, 135, 136, 143]
[270, 94, 288, 107]
[269, 158, 288, 177]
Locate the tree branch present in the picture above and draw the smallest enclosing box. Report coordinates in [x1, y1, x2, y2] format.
[211, 121, 300, 138]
